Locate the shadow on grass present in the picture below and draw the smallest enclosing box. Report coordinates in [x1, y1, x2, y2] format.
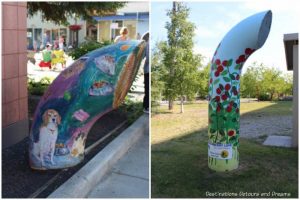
[151, 101, 298, 198]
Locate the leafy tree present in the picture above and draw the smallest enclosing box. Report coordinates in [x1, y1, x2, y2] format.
[197, 63, 210, 98]
[240, 63, 262, 98]
[151, 42, 167, 107]
[240, 62, 293, 100]
[27, 2, 126, 25]
[162, 2, 202, 112]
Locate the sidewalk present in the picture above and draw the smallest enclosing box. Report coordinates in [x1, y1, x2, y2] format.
[86, 130, 149, 198]
[48, 114, 149, 198]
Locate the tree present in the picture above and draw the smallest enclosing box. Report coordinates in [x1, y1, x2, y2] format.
[240, 62, 293, 100]
[27, 2, 126, 25]
[151, 42, 167, 107]
[197, 63, 210, 98]
[240, 63, 262, 98]
[162, 2, 202, 112]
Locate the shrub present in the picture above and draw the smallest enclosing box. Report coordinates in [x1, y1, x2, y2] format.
[69, 40, 112, 60]
[119, 96, 143, 124]
[258, 93, 270, 101]
[28, 77, 53, 96]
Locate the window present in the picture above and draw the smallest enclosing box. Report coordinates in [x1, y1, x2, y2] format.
[27, 28, 33, 49]
[34, 28, 42, 50]
[111, 20, 123, 40]
[124, 20, 137, 39]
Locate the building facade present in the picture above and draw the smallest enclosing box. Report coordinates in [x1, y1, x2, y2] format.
[27, 13, 86, 50]
[27, 2, 149, 50]
[92, 2, 149, 42]
[2, 2, 28, 148]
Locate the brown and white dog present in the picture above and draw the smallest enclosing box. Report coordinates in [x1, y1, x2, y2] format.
[33, 109, 61, 166]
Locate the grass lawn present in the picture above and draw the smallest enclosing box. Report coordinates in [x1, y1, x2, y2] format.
[151, 101, 298, 198]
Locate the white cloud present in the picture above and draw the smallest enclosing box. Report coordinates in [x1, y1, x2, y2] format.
[194, 25, 218, 38]
[193, 46, 214, 64]
[242, 0, 300, 16]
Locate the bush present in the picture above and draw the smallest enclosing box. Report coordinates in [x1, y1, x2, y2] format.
[28, 77, 52, 96]
[119, 97, 143, 124]
[69, 40, 112, 60]
[258, 93, 270, 101]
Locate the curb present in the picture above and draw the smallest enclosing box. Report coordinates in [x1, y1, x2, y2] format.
[48, 114, 149, 198]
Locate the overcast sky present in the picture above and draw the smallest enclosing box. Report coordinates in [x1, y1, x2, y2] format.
[151, 0, 299, 73]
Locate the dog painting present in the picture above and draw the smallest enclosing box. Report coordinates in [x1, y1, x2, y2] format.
[32, 109, 61, 167]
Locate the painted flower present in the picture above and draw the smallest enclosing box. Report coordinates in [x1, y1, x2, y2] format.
[225, 84, 231, 91]
[214, 71, 220, 77]
[215, 59, 221, 65]
[222, 60, 228, 66]
[217, 65, 224, 72]
[215, 96, 220, 102]
[216, 105, 221, 112]
[228, 129, 236, 137]
[216, 88, 222, 94]
[221, 94, 227, 101]
[245, 48, 252, 55]
[226, 106, 232, 112]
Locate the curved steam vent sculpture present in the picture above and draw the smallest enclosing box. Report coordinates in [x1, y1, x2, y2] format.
[29, 41, 146, 170]
[208, 11, 272, 171]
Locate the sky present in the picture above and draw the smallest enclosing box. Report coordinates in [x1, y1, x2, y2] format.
[151, 0, 300, 73]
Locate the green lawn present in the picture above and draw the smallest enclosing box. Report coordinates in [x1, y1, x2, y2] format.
[151, 101, 298, 198]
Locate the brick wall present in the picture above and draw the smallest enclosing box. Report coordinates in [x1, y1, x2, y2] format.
[2, 2, 28, 147]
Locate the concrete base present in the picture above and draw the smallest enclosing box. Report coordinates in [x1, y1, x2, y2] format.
[263, 135, 292, 148]
[2, 119, 29, 148]
[48, 114, 149, 198]
[87, 131, 149, 198]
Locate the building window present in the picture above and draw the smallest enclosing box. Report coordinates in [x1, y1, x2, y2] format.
[43, 29, 51, 46]
[60, 28, 67, 47]
[124, 20, 137, 39]
[27, 28, 33, 50]
[111, 20, 123, 40]
[34, 28, 42, 50]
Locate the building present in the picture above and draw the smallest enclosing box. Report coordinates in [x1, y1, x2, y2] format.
[26, 2, 149, 50]
[2, 2, 28, 148]
[283, 33, 299, 147]
[27, 13, 86, 50]
[90, 2, 149, 42]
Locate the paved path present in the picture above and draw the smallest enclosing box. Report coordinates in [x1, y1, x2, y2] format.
[240, 115, 292, 139]
[86, 131, 149, 198]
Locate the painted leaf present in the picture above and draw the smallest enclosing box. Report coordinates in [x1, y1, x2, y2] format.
[219, 130, 225, 136]
[229, 74, 235, 80]
[223, 77, 231, 82]
[221, 70, 228, 76]
[219, 84, 224, 90]
[213, 78, 220, 84]
[234, 64, 240, 70]
[229, 136, 237, 142]
[210, 128, 216, 133]
[225, 91, 230, 97]
[227, 59, 233, 66]
[220, 137, 226, 142]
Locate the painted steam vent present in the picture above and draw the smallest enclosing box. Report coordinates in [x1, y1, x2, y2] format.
[29, 41, 146, 170]
[208, 11, 272, 171]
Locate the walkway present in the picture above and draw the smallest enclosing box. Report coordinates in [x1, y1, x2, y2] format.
[86, 130, 149, 198]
